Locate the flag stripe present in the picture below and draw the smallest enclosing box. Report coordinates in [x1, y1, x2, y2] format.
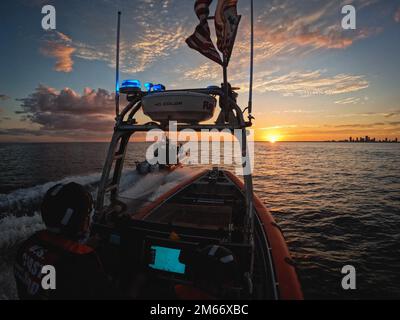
[186, 0, 223, 65]
[214, 0, 241, 60]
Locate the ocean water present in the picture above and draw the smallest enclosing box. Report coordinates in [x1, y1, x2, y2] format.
[0, 142, 399, 299]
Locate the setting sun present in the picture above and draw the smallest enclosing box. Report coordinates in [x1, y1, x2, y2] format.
[265, 134, 281, 143]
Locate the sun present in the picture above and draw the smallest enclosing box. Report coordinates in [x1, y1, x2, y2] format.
[265, 134, 281, 143]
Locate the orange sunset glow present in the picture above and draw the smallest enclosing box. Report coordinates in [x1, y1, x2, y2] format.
[0, 1, 399, 143]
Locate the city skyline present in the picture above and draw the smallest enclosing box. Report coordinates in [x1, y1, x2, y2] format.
[1, 0, 400, 143]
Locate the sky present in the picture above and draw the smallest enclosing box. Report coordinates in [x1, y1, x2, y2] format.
[0, 0, 399, 142]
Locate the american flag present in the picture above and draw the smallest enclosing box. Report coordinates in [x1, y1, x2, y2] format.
[186, 0, 223, 65]
[215, 0, 241, 62]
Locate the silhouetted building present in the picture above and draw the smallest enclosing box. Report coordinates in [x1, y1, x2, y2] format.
[344, 136, 398, 143]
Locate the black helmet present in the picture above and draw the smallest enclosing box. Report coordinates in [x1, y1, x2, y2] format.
[41, 182, 93, 238]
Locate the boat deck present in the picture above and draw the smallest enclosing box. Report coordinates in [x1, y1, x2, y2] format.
[144, 170, 245, 229]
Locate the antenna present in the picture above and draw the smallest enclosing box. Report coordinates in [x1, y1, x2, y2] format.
[115, 11, 121, 116]
[247, 0, 254, 119]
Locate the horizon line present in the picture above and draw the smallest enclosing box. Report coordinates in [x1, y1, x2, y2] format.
[0, 140, 399, 144]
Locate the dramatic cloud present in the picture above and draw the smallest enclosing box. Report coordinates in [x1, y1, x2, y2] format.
[49, 1, 191, 74]
[179, 0, 382, 89]
[37, 0, 383, 77]
[250, 70, 369, 96]
[40, 31, 76, 72]
[252, 0, 381, 53]
[16, 85, 115, 133]
[73, 26, 188, 74]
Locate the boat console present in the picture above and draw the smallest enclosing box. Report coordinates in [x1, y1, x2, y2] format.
[91, 218, 252, 299]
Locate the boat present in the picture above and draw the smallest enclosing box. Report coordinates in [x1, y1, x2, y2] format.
[93, 167, 302, 299]
[91, 91, 303, 301]
[90, 5, 303, 300]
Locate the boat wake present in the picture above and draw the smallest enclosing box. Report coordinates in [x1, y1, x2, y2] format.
[0, 167, 200, 300]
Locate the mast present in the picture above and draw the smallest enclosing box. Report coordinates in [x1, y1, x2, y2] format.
[244, 0, 255, 280]
[248, 0, 254, 120]
[222, 58, 229, 122]
[115, 11, 121, 116]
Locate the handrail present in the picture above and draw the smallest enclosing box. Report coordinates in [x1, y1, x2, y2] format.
[116, 123, 250, 132]
[113, 89, 249, 132]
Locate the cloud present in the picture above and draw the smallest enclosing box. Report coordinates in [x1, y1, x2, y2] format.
[250, 70, 369, 96]
[385, 110, 400, 118]
[325, 110, 400, 119]
[183, 63, 221, 81]
[309, 121, 400, 130]
[37, 0, 383, 78]
[334, 97, 361, 105]
[0, 128, 48, 136]
[40, 31, 76, 72]
[239, 0, 381, 61]
[15, 85, 115, 133]
[260, 125, 298, 130]
[0, 95, 10, 117]
[55, 1, 191, 74]
[73, 25, 188, 74]
[271, 109, 323, 115]
[179, 0, 383, 86]
[395, 7, 400, 23]
[284, 122, 400, 136]
[334, 122, 387, 128]
[263, 10, 381, 51]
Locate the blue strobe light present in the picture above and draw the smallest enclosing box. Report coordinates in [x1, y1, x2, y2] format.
[152, 84, 166, 92]
[121, 79, 141, 89]
[144, 82, 154, 92]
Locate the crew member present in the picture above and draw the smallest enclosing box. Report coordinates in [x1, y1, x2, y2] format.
[14, 182, 111, 300]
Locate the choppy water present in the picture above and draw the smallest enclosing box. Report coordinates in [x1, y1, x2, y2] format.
[0, 142, 399, 299]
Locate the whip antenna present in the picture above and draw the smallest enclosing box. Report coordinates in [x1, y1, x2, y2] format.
[248, 0, 254, 119]
[115, 11, 121, 116]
